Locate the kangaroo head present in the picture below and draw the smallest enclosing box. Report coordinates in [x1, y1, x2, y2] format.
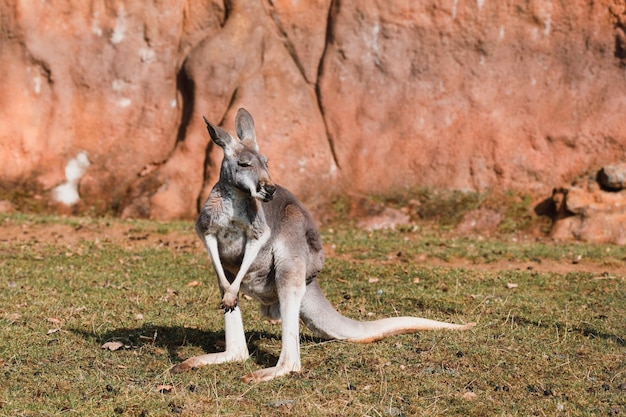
[204, 108, 276, 202]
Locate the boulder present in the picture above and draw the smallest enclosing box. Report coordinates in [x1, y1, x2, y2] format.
[551, 211, 626, 246]
[598, 163, 626, 190]
[547, 179, 626, 244]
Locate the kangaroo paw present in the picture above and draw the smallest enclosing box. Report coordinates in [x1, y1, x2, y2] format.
[241, 365, 301, 383]
[221, 292, 239, 312]
[170, 360, 196, 374]
[171, 350, 250, 374]
[221, 302, 238, 313]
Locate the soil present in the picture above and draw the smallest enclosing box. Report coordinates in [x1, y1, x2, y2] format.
[3, 220, 626, 277]
[0, 220, 200, 253]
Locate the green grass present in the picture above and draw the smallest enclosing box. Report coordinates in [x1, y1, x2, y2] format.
[0, 214, 624, 416]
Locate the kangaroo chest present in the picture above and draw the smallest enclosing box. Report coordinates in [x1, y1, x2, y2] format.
[215, 222, 276, 304]
[198, 186, 274, 295]
[215, 227, 246, 270]
[209, 200, 270, 273]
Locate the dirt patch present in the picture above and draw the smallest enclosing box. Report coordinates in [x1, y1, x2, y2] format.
[413, 256, 626, 277]
[3, 218, 625, 277]
[0, 219, 201, 252]
[324, 234, 626, 278]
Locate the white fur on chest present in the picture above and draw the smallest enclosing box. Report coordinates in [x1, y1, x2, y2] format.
[208, 194, 270, 271]
[215, 226, 247, 269]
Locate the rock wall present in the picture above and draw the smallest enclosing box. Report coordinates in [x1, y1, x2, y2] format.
[1, 0, 626, 220]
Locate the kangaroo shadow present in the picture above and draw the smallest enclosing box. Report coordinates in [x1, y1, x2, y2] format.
[71, 324, 284, 369]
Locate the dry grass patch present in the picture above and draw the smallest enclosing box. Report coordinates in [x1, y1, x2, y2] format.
[0, 214, 624, 416]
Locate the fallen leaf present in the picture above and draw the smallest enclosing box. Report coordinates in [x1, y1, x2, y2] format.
[413, 277, 420, 284]
[5, 313, 21, 321]
[368, 277, 379, 283]
[186, 280, 202, 287]
[47, 317, 64, 325]
[135, 313, 144, 320]
[72, 306, 87, 314]
[462, 391, 477, 401]
[156, 384, 175, 394]
[101, 341, 125, 351]
[47, 328, 61, 335]
[506, 283, 518, 289]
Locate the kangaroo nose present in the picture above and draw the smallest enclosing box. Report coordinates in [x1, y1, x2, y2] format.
[265, 183, 276, 197]
[259, 182, 276, 202]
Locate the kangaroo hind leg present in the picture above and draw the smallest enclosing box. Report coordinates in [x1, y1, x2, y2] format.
[171, 306, 249, 373]
[242, 241, 307, 382]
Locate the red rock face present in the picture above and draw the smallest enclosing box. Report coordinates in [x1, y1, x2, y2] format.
[1, 0, 626, 220]
[320, 1, 626, 194]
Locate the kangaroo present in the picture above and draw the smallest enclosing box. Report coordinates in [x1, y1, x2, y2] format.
[170, 108, 475, 382]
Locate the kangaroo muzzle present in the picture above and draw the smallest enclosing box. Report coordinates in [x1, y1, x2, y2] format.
[259, 182, 276, 202]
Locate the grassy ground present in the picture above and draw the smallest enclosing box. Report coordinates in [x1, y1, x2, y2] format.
[0, 212, 624, 416]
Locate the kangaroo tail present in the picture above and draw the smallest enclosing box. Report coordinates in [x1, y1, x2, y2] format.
[299, 281, 475, 343]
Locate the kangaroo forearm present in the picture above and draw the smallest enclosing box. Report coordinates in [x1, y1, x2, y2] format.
[204, 234, 232, 292]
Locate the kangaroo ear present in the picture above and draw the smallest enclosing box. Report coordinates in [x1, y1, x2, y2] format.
[204, 116, 237, 155]
[235, 108, 258, 151]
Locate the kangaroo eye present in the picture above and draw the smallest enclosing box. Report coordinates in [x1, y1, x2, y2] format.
[237, 161, 251, 168]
